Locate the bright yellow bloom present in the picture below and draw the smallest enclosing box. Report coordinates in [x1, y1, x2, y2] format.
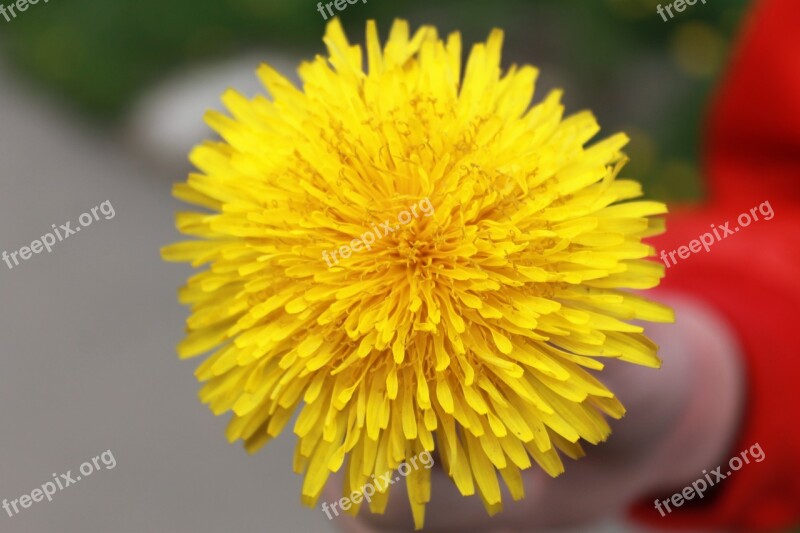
[162, 18, 674, 529]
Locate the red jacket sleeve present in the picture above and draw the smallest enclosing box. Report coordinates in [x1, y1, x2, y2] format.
[631, 0, 800, 530]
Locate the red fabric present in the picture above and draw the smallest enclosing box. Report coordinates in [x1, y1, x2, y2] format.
[631, 0, 800, 530]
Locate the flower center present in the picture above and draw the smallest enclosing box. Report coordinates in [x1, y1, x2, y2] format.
[393, 226, 427, 265]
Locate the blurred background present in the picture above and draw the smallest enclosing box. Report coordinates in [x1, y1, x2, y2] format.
[0, 0, 751, 197]
[0, 0, 767, 532]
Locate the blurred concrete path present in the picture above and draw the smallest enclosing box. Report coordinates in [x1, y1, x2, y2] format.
[0, 59, 335, 533]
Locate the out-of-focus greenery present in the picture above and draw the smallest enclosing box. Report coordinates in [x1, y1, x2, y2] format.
[0, 0, 322, 117]
[0, 0, 751, 202]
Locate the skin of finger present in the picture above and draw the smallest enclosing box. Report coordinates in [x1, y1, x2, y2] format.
[338, 292, 743, 531]
[640, 291, 745, 491]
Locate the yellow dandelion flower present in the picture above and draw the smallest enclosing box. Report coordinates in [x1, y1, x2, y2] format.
[162, 18, 674, 529]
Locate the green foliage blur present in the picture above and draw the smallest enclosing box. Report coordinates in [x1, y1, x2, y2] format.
[0, 0, 751, 202]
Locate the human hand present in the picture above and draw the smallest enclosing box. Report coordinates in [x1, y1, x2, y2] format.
[329, 292, 744, 532]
